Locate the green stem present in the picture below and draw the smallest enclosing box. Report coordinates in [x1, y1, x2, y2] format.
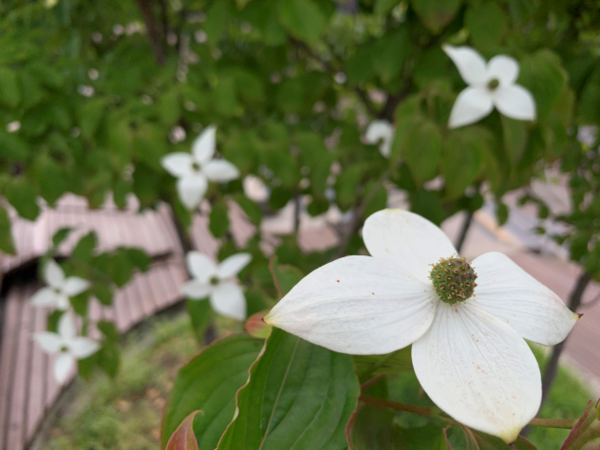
[359, 395, 578, 430]
[359, 395, 441, 418]
[527, 418, 578, 430]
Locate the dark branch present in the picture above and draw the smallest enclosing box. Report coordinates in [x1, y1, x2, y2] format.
[134, 0, 166, 65]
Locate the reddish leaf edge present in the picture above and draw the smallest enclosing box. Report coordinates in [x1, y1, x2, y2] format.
[165, 410, 203, 450]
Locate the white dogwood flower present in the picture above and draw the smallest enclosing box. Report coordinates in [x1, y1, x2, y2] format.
[365, 120, 394, 158]
[443, 45, 536, 129]
[30, 259, 90, 310]
[180, 251, 251, 321]
[161, 125, 239, 210]
[33, 313, 100, 384]
[265, 209, 578, 443]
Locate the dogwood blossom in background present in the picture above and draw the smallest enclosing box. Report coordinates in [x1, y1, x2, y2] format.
[180, 251, 251, 321]
[443, 45, 536, 129]
[365, 120, 394, 158]
[33, 313, 100, 384]
[30, 259, 90, 310]
[161, 125, 240, 210]
[265, 209, 578, 443]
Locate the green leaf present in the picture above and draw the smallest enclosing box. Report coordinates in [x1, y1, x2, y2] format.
[373, 27, 410, 82]
[278, 0, 328, 44]
[157, 88, 181, 126]
[518, 50, 567, 119]
[19, 70, 44, 108]
[0, 205, 16, 255]
[209, 201, 230, 238]
[0, 131, 28, 162]
[97, 340, 120, 378]
[0, 67, 20, 107]
[496, 201, 509, 226]
[216, 328, 360, 450]
[374, 0, 400, 16]
[109, 252, 134, 287]
[296, 132, 333, 194]
[93, 284, 114, 306]
[52, 227, 72, 248]
[213, 77, 238, 117]
[72, 232, 97, 263]
[276, 78, 304, 112]
[233, 194, 262, 226]
[409, 190, 445, 225]
[161, 334, 264, 450]
[79, 98, 107, 139]
[97, 320, 120, 342]
[335, 164, 367, 211]
[123, 247, 151, 272]
[501, 116, 527, 166]
[402, 118, 442, 184]
[410, 0, 462, 34]
[465, 3, 506, 49]
[6, 178, 40, 221]
[186, 299, 212, 343]
[166, 411, 201, 450]
[354, 347, 413, 382]
[560, 399, 600, 450]
[346, 405, 445, 450]
[205, 0, 230, 43]
[441, 128, 486, 199]
[346, 43, 376, 84]
[268, 256, 304, 298]
[34, 155, 67, 206]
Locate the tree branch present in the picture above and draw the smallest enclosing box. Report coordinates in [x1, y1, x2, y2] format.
[134, 0, 166, 65]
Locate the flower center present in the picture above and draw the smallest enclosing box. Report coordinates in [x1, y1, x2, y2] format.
[60, 345, 69, 353]
[487, 78, 500, 91]
[209, 276, 220, 286]
[429, 256, 477, 304]
[54, 287, 62, 295]
[191, 161, 202, 172]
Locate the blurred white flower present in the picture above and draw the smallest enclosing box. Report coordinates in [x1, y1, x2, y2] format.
[6, 121, 20, 133]
[33, 313, 99, 384]
[30, 259, 90, 310]
[266, 209, 578, 443]
[443, 45, 536, 129]
[161, 126, 239, 210]
[180, 251, 251, 321]
[365, 120, 394, 158]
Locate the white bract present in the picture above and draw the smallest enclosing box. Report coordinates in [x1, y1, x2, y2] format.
[161, 125, 240, 210]
[443, 45, 536, 129]
[365, 120, 394, 158]
[180, 251, 251, 321]
[30, 259, 90, 310]
[33, 313, 100, 384]
[265, 209, 578, 443]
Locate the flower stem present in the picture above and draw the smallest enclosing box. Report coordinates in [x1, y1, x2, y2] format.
[358, 395, 440, 417]
[527, 418, 578, 429]
[359, 395, 577, 429]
